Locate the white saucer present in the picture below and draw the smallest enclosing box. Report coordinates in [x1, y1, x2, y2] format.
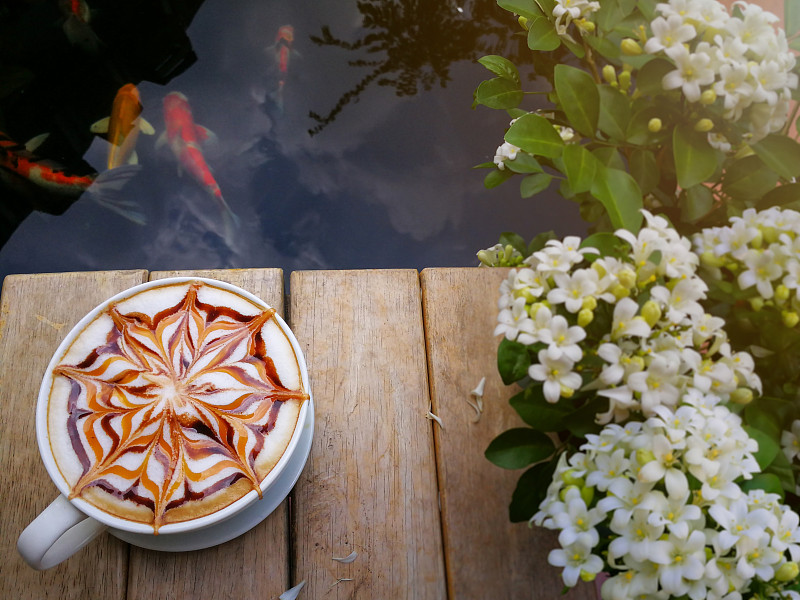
[109, 399, 314, 552]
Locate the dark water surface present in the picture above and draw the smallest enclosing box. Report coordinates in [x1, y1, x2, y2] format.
[0, 0, 581, 284]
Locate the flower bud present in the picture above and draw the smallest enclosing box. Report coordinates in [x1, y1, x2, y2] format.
[694, 118, 714, 132]
[776, 561, 799, 582]
[617, 268, 637, 289]
[621, 38, 643, 56]
[700, 89, 717, 105]
[610, 283, 631, 300]
[580, 570, 597, 582]
[641, 300, 662, 327]
[648, 118, 662, 133]
[783, 310, 799, 328]
[582, 296, 597, 311]
[700, 251, 725, 268]
[618, 71, 631, 92]
[562, 469, 584, 487]
[602, 65, 617, 85]
[560, 384, 575, 398]
[749, 297, 765, 312]
[776, 284, 790, 303]
[578, 308, 594, 327]
[580, 485, 594, 506]
[559, 484, 580, 501]
[730, 388, 754, 405]
[636, 449, 656, 465]
[763, 226, 779, 245]
[630, 355, 645, 371]
[518, 16, 529, 30]
[577, 19, 595, 33]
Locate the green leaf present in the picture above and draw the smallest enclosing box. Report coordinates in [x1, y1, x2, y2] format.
[510, 385, 571, 431]
[740, 473, 784, 498]
[562, 144, 599, 194]
[510, 459, 558, 522]
[597, 85, 631, 141]
[752, 134, 800, 180]
[580, 232, 623, 259]
[757, 182, 800, 209]
[590, 166, 644, 232]
[499, 232, 528, 255]
[527, 16, 561, 51]
[565, 396, 607, 437]
[485, 428, 556, 469]
[498, 0, 544, 20]
[497, 338, 532, 385]
[592, 147, 627, 170]
[528, 230, 556, 254]
[629, 149, 659, 195]
[554, 64, 599, 137]
[505, 113, 565, 158]
[505, 153, 544, 174]
[477, 55, 520, 83]
[585, 35, 621, 61]
[786, 0, 800, 39]
[474, 77, 523, 110]
[635, 58, 674, 96]
[722, 155, 779, 202]
[484, 168, 514, 189]
[673, 124, 718, 189]
[744, 426, 781, 470]
[765, 447, 795, 494]
[520, 173, 553, 197]
[680, 185, 713, 224]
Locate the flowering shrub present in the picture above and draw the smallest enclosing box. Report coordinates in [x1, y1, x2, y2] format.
[473, 0, 800, 233]
[482, 211, 800, 598]
[534, 394, 800, 600]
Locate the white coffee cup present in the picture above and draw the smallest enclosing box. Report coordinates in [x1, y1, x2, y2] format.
[17, 277, 311, 570]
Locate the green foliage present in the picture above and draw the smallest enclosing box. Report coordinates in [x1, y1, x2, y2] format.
[485, 427, 556, 469]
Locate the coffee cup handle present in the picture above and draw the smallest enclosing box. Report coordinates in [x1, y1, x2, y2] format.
[17, 495, 108, 570]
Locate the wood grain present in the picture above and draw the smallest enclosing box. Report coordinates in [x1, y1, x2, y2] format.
[126, 268, 290, 600]
[289, 269, 446, 599]
[420, 268, 594, 600]
[0, 270, 147, 600]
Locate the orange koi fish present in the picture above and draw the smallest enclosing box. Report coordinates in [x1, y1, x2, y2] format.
[91, 84, 155, 170]
[0, 131, 144, 223]
[269, 25, 295, 112]
[158, 92, 238, 232]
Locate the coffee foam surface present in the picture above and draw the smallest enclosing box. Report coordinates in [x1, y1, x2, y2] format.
[46, 280, 307, 531]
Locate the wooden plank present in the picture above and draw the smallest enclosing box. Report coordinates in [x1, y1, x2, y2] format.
[420, 268, 594, 600]
[289, 269, 446, 598]
[126, 268, 290, 600]
[0, 270, 148, 599]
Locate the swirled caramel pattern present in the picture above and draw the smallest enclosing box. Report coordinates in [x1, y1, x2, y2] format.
[53, 282, 308, 531]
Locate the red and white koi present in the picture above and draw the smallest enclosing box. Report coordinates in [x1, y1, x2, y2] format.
[158, 92, 238, 230]
[0, 131, 144, 223]
[59, 0, 101, 52]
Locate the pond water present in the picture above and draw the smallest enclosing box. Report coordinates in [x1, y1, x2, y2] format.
[0, 0, 581, 284]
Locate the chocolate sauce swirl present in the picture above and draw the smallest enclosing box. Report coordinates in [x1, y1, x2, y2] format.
[53, 282, 308, 531]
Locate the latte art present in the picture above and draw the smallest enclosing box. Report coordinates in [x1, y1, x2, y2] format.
[47, 281, 308, 531]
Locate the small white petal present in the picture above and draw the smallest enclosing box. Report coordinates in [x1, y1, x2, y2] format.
[279, 580, 306, 600]
[332, 550, 358, 563]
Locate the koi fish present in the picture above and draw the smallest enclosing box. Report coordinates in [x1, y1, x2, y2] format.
[0, 131, 144, 223]
[91, 84, 155, 170]
[269, 25, 295, 112]
[59, 0, 101, 53]
[157, 92, 239, 233]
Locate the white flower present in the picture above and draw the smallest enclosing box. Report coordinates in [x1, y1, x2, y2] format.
[645, 15, 697, 53]
[551, 487, 604, 548]
[782, 420, 800, 462]
[735, 528, 782, 581]
[637, 433, 689, 499]
[493, 141, 519, 170]
[538, 315, 586, 362]
[610, 297, 652, 340]
[737, 247, 784, 299]
[627, 352, 682, 414]
[662, 44, 716, 102]
[494, 295, 536, 344]
[652, 530, 708, 598]
[547, 269, 599, 313]
[529, 350, 582, 403]
[548, 537, 604, 587]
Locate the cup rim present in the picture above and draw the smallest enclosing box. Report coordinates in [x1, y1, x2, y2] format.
[35, 276, 312, 535]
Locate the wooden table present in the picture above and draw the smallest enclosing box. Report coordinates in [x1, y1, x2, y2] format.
[0, 268, 594, 599]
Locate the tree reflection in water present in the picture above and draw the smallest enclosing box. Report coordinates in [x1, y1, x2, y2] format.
[308, 0, 524, 136]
